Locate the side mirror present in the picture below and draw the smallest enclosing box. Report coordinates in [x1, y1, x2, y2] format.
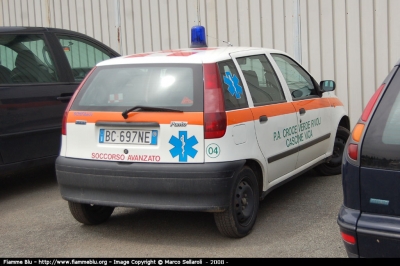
[320, 80, 336, 92]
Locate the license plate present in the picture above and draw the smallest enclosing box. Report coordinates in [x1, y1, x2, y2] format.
[99, 129, 158, 145]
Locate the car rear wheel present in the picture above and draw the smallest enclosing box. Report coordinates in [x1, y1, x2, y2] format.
[315, 126, 350, 176]
[214, 166, 259, 238]
[68, 201, 114, 225]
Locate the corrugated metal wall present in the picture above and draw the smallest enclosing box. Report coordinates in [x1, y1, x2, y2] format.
[1, 0, 400, 128]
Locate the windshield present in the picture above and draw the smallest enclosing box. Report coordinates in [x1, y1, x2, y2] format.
[71, 64, 204, 112]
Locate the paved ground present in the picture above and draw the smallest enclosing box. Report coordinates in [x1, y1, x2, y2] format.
[0, 166, 348, 258]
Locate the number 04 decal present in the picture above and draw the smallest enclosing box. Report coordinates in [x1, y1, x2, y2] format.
[206, 143, 220, 158]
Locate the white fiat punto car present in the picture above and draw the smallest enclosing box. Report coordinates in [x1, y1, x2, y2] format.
[56, 45, 350, 238]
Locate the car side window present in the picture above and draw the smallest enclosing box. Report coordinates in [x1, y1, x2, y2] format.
[0, 46, 14, 84]
[57, 36, 111, 82]
[271, 54, 317, 99]
[0, 34, 59, 84]
[236, 54, 285, 106]
[218, 60, 248, 111]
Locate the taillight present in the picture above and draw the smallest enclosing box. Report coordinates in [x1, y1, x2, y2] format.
[347, 124, 363, 161]
[352, 124, 365, 142]
[347, 84, 385, 161]
[203, 63, 226, 139]
[61, 109, 69, 135]
[348, 144, 358, 161]
[62, 67, 97, 135]
[361, 83, 385, 122]
[340, 231, 356, 245]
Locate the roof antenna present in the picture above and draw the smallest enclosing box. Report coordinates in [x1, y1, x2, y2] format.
[222, 40, 233, 47]
[207, 35, 233, 47]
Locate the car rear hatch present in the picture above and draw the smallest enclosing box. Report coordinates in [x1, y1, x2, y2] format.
[64, 63, 206, 163]
[360, 67, 400, 217]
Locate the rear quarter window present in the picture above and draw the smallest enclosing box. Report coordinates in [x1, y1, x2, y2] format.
[71, 64, 204, 112]
[218, 60, 248, 111]
[361, 67, 400, 170]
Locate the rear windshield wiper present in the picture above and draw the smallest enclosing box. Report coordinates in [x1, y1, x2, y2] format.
[122, 105, 183, 119]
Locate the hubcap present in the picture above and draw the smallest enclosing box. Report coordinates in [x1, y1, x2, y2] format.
[234, 180, 255, 226]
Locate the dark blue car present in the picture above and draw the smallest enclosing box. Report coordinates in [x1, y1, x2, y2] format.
[338, 59, 400, 258]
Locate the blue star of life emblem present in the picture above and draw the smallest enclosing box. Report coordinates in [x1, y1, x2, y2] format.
[223, 71, 243, 99]
[169, 131, 198, 162]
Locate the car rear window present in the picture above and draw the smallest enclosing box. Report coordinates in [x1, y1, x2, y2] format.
[361, 67, 400, 170]
[71, 64, 204, 112]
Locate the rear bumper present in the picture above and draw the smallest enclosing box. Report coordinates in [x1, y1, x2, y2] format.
[338, 204, 400, 258]
[56, 156, 245, 212]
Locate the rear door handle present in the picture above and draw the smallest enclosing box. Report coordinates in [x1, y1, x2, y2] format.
[259, 115, 268, 123]
[299, 108, 306, 115]
[57, 93, 73, 103]
[56, 96, 72, 101]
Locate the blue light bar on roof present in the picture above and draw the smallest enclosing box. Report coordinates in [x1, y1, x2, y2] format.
[190, 25, 207, 48]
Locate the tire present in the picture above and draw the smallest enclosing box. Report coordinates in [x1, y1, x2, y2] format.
[214, 166, 259, 238]
[315, 126, 350, 176]
[68, 201, 115, 225]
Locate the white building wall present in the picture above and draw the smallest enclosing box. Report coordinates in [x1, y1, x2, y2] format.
[1, 0, 399, 128]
